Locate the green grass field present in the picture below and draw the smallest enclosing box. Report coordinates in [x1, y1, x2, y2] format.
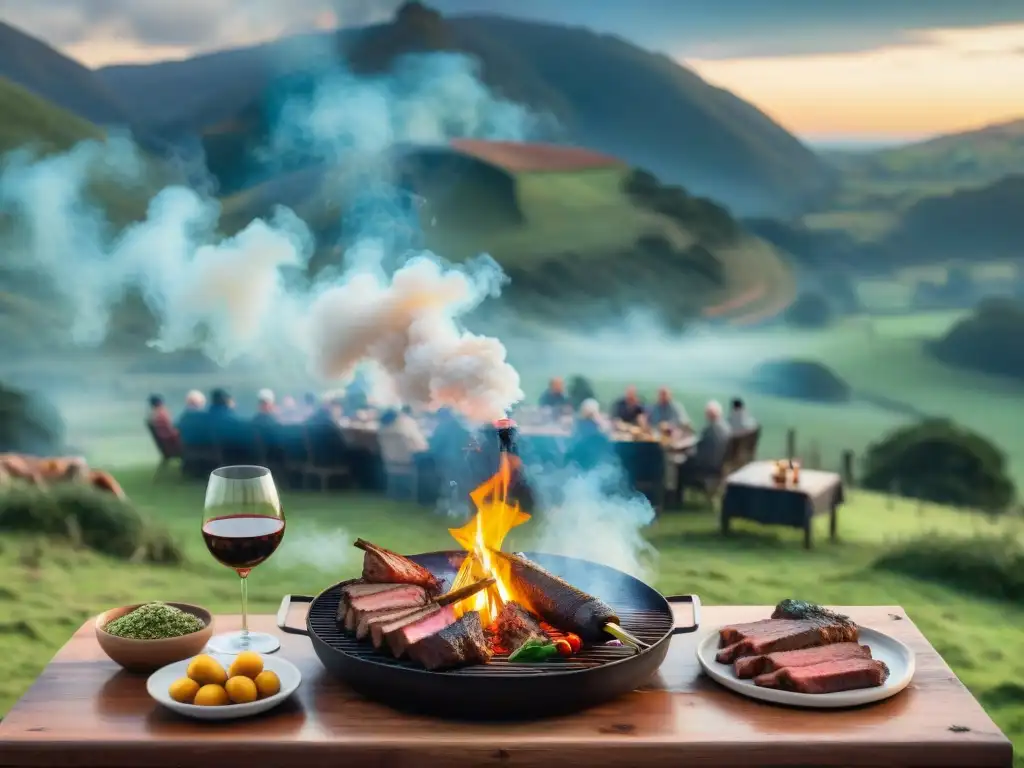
[0, 468, 1021, 762]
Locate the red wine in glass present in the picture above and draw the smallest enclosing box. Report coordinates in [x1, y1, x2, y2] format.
[203, 465, 285, 654]
[202, 514, 286, 574]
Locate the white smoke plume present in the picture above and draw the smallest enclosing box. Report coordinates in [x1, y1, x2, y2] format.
[532, 464, 658, 583]
[0, 53, 534, 421]
[308, 247, 521, 421]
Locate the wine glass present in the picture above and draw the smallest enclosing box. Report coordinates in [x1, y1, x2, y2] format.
[202, 465, 285, 654]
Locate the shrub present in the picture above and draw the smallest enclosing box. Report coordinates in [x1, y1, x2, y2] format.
[568, 375, 596, 409]
[0, 382, 65, 455]
[749, 359, 851, 403]
[929, 296, 1024, 380]
[0, 484, 183, 564]
[861, 419, 1015, 512]
[785, 292, 832, 328]
[872, 534, 1024, 603]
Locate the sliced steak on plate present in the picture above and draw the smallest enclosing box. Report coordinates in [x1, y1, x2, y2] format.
[734, 642, 872, 679]
[754, 657, 890, 694]
[717, 618, 859, 663]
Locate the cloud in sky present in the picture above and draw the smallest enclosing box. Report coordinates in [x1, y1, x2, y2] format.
[4, 0, 1024, 67]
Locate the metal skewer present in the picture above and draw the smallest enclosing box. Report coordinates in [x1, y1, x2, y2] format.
[603, 621, 650, 652]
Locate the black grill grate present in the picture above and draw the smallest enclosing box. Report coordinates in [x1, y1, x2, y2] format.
[307, 584, 675, 676]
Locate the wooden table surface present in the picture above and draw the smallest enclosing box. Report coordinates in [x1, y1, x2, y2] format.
[0, 605, 1012, 768]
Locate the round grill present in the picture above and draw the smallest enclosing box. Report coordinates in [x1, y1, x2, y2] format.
[279, 550, 699, 719]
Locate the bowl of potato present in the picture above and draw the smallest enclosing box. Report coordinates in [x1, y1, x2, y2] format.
[146, 650, 301, 720]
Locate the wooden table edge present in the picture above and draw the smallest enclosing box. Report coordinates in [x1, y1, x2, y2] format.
[0, 607, 1014, 768]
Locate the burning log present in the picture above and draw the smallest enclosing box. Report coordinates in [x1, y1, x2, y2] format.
[489, 550, 622, 644]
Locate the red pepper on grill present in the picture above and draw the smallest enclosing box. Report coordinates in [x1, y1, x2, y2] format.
[564, 633, 582, 653]
[554, 638, 573, 657]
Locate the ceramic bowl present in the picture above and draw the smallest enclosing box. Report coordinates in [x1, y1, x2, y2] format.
[95, 602, 213, 673]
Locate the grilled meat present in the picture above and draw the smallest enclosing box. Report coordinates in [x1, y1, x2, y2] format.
[734, 642, 872, 679]
[491, 550, 619, 642]
[347, 585, 427, 615]
[772, 600, 855, 629]
[493, 601, 547, 652]
[354, 539, 441, 595]
[336, 582, 410, 622]
[354, 605, 426, 640]
[386, 605, 457, 658]
[372, 605, 441, 649]
[718, 618, 781, 646]
[754, 657, 890, 694]
[716, 618, 859, 663]
[408, 611, 493, 671]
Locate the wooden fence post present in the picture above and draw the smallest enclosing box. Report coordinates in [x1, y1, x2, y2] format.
[841, 450, 855, 487]
[786, 429, 796, 460]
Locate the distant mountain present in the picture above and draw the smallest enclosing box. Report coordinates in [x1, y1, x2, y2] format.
[96, 3, 833, 215]
[828, 117, 1024, 187]
[0, 22, 134, 127]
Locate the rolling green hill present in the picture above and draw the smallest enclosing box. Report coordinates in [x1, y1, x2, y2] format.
[0, 76, 105, 155]
[0, 22, 134, 127]
[219, 155, 796, 329]
[829, 118, 1024, 189]
[99, 2, 832, 216]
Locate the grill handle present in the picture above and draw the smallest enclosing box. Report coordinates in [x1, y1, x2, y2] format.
[665, 594, 701, 635]
[276, 594, 313, 637]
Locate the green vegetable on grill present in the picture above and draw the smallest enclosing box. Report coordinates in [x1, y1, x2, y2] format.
[103, 602, 205, 640]
[508, 637, 559, 663]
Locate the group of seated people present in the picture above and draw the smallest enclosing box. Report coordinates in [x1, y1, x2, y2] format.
[538, 377, 759, 478]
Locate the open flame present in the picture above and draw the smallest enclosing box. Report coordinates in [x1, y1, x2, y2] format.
[447, 452, 530, 625]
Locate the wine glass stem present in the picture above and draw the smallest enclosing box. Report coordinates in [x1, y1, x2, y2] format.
[239, 573, 249, 636]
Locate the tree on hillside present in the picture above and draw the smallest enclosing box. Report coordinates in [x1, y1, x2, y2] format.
[929, 297, 1024, 380]
[862, 419, 1015, 512]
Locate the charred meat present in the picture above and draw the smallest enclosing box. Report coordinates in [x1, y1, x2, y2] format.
[386, 605, 457, 658]
[754, 657, 890, 694]
[734, 642, 872, 679]
[716, 618, 859, 663]
[355, 539, 441, 595]
[772, 600, 855, 629]
[492, 601, 547, 653]
[408, 611, 493, 671]
[491, 550, 619, 642]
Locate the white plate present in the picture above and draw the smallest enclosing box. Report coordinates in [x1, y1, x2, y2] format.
[146, 653, 302, 720]
[697, 626, 915, 708]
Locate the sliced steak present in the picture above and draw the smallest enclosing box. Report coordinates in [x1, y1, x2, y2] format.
[355, 605, 426, 640]
[336, 583, 408, 621]
[372, 605, 441, 649]
[493, 601, 546, 653]
[754, 657, 890, 694]
[734, 642, 872, 679]
[716, 619, 859, 663]
[408, 611, 493, 671]
[347, 585, 427, 613]
[386, 605, 457, 658]
[719, 618, 780, 646]
[355, 539, 441, 594]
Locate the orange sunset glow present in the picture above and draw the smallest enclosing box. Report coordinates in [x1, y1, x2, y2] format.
[685, 23, 1024, 139]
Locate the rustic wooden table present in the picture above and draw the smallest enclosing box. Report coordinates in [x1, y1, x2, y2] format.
[0, 606, 1011, 768]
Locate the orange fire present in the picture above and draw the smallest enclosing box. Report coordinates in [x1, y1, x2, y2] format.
[447, 453, 530, 624]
